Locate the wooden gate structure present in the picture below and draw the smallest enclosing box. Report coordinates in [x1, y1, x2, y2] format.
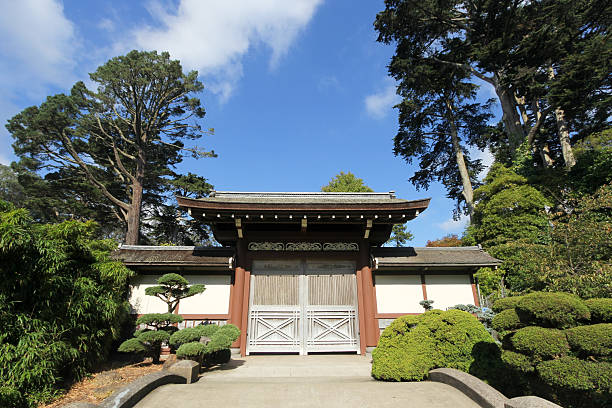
[247, 260, 359, 355]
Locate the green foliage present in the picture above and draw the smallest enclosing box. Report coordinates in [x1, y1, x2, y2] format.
[492, 296, 525, 313]
[169, 326, 206, 348]
[117, 338, 147, 354]
[7, 50, 216, 244]
[321, 171, 373, 192]
[386, 224, 414, 247]
[176, 342, 206, 359]
[136, 313, 183, 329]
[217, 324, 241, 342]
[585, 298, 612, 323]
[138, 330, 171, 344]
[510, 327, 569, 360]
[372, 310, 496, 381]
[565, 324, 612, 358]
[198, 324, 221, 337]
[419, 300, 434, 311]
[516, 292, 590, 329]
[0, 203, 133, 407]
[495, 292, 612, 407]
[470, 164, 550, 248]
[569, 129, 612, 195]
[491, 309, 523, 333]
[501, 350, 535, 373]
[144, 273, 206, 313]
[537, 357, 611, 394]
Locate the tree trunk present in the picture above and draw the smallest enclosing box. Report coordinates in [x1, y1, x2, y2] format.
[125, 181, 142, 245]
[547, 66, 576, 169]
[124, 148, 146, 245]
[446, 100, 475, 219]
[493, 74, 525, 151]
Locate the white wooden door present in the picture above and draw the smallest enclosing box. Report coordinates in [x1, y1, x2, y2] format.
[247, 259, 359, 355]
[305, 261, 359, 353]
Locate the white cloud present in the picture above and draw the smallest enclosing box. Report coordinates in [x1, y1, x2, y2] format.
[364, 80, 400, 119]
[98, 18, 115, 32]
[0, 0, 79, 166]
[123, 0, 323, 101]
[470, 147, 495, 180]
[438, 214, 469, 232]
[0, 0, 78, 90]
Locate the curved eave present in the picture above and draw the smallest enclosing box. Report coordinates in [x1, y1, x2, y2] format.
[177, 196, 431, 222]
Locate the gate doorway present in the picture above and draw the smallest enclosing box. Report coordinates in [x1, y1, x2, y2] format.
[246, 259, 359, 355]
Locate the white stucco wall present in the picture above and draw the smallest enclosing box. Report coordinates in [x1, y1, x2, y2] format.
[424, 274, 475, 310]
[129, 274, 231, 315]
[129, 275, 170, 314]
[178, 275, 231, 315]
[375, 274, 424, 313]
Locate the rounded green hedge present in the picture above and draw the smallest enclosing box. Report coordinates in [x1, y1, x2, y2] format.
[217, 324, 241, 342]
[501, 350, 534, 373]
[515, 292, 590, 329]
[136, 313, 183, 326]
[176, 342, 206, 359]
[585, 298, 612, 323]
[169, 327, 204, 348]
[510, 326, 569, 360]
[565, 323, 612, 357]
[138, 330, 170, 344]
[371, 310, 495, 381]
[492, 296, 524, 313]
[198, 324, 220, 337]
[491, 309, 523, 333]
[536, 357, 598, 391]
[118, 338, 147, 353]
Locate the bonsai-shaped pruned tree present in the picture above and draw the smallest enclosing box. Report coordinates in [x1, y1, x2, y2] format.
[119, 274, 204, 363]
[145, 273, 206, 313]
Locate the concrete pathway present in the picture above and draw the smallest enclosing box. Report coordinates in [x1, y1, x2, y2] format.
[135, 355, 480, 408]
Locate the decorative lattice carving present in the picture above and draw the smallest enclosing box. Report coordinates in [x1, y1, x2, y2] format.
[322, 242, 359, 251]
[247, 242, 359, 251]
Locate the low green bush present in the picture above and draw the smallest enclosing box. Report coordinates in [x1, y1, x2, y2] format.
[585, 298, 612, 323]
[537, 357, 597, 391]
[491, 309, 523, 333]
[501, 350, 535, 373]
[565, 324, 612, 357]
[176, 342, 206, 359]
[516, 292, 590, 329]
[198, 324, 220, 337]
[136, 313, 183, 328]
[169, 327, 204, 348]
[371, 310, 495, 381]
[217, 324, 241, 341]
[492, 296, 524, 313]
[117, 338, 147, 354]
[510, 327, 569, 360]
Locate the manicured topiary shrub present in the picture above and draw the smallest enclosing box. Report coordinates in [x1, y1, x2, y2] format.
[516, 292, 590, 329]
[217, 323, 241, 340]
[371, 310, 496, 381]
[117, 338, 147, 354]
[585, 298, 612, 323]
[501, 350, 535, 373]
[169, 326, 206, 348]
[176, 342, 206, 360]
[492, 296, 524, 313]
[511, 326, 569, 360]
[492, 309, 523, 333]
[565, 324, 612, 358]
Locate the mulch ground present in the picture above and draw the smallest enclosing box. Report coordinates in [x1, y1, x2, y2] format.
[40, 358, 163, 408]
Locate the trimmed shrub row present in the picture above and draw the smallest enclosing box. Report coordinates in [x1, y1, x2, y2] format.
[372, 309, 496, 381]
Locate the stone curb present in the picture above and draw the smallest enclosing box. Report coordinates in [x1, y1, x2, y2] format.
[428, 368, 562, 408]
[429, 368, 509, 408]
[97, 372, 186, 408]
[505, 396, 563, 408]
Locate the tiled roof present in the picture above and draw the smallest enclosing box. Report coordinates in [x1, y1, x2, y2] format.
[112, 245, 234, 268]
[372, 246, 501, 268]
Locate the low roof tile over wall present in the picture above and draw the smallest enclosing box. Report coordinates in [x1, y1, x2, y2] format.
[373, 246, 501, 269]
[112, 245, 234, 268]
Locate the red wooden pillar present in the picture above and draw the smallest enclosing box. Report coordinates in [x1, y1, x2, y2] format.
[358, 240, 378, 352]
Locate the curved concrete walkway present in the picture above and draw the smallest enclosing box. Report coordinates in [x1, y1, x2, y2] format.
[135, 355, 480, 408]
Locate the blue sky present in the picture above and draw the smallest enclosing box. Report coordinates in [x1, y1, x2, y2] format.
[0, 0, 498, 246]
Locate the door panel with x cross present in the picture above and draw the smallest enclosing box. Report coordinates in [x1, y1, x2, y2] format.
[246, 259, 359, 355]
